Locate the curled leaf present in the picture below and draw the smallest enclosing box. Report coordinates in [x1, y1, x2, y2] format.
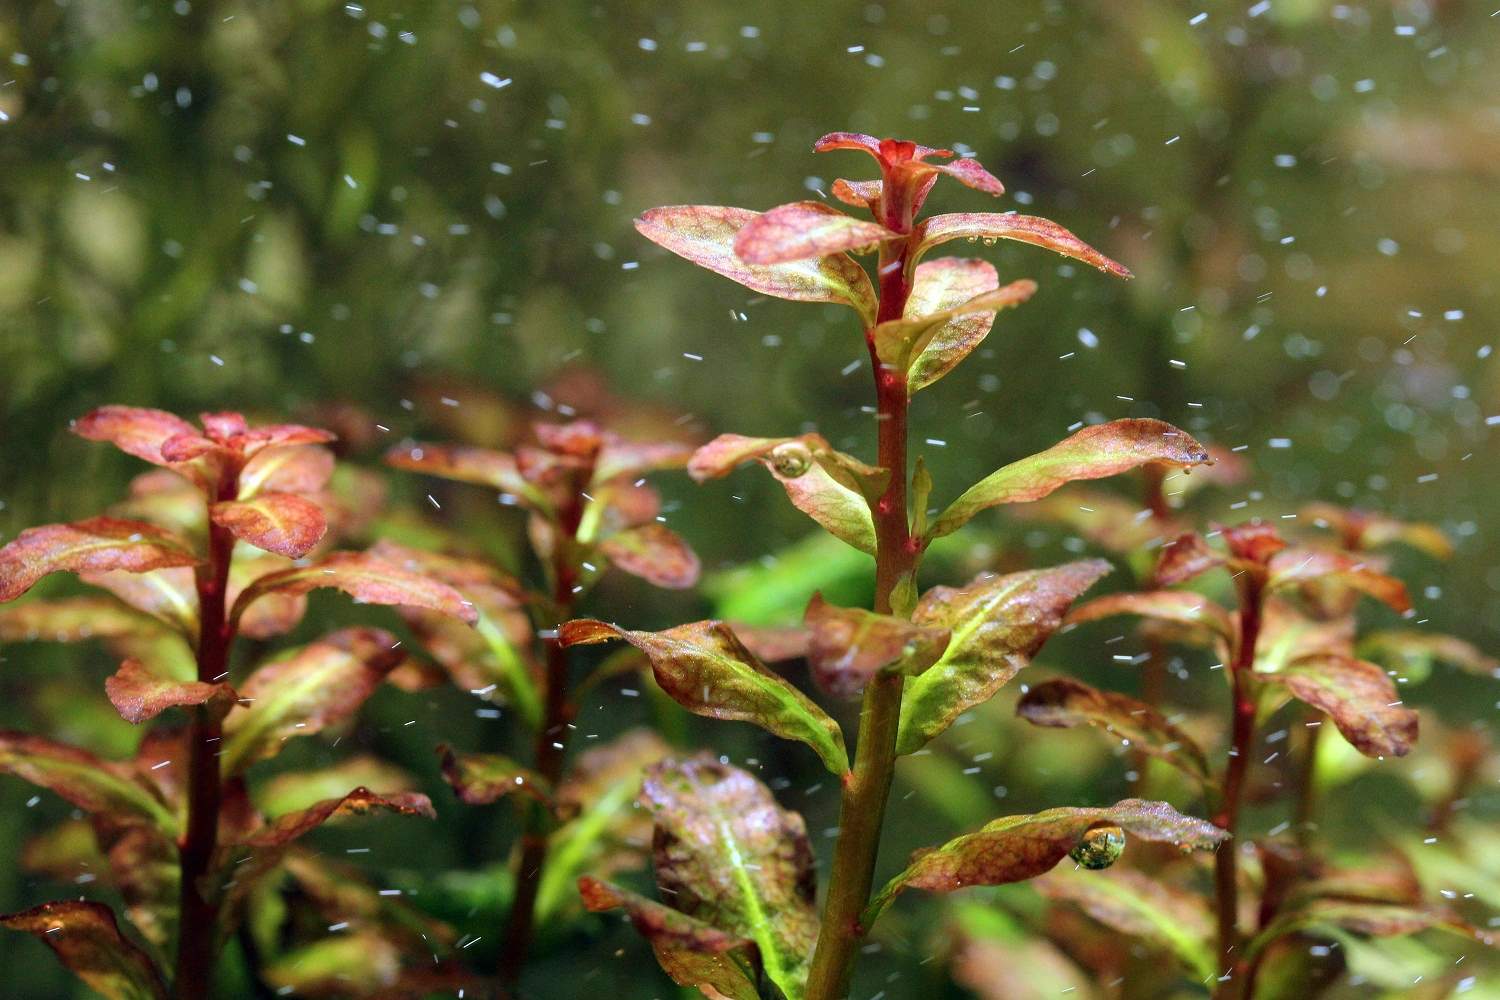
[635, 205, 877, 326]
[230, 550, 478, 628]
[733, 200, 896, 264]
[0, 518, 198, 604]
[438, 745, 551, 807]
[209, 492, 328, 559]
[910, 212, 1131, 276]
[928, 421, 1211, 540]
[1267, 654, 1418, 758]
[865, 799, 1226, 925]
[1017, 677, 1210, 781]
[598, 523, 701, 590]
[1266, 548, 1411, 615]
[803, 593, 950, 698]
[896, 560, 1111, 754]
[560, 620, 848, 774]
[1065, 590, 1235, 645]
[104, 659, 234, 725]
[0, 900, 168, 1000]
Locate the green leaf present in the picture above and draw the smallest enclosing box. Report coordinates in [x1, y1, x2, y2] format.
[635, 205, 878, 326]
[1359, 630, 1499, 680]
[733, 200, 896, 264]
[865, 799, 1225, 926]
[221, 627, 408, 775]
[928, 420, 1211, 540]
[0, 900, 168, 1000]
[803, 593, 950, 698]
[1034, 866, 1216, 979]
[208, 492, 328, 559]
[253, 757, 416, 817]
[104, 658, 234, 725]
[909, 211, 1131, 276]
[262, 932, 403, 995]
[0, 731, 176, 833]
[896, 560, 1111, 755]
[560, 620, 848, 774]
[1244, 900, 1489, 963]
[874, 281, 1036, 388]
[0, 518, 199, 604]
[1266, 547, 1412, 614]
[230, 550, 479, 629]
[1017, 677, 1210, 783]
[1266, 654, 1418, 758]
[643, 756, 819, 1000]
[79, 568, 200, 639]
[1065, 590, 1235, 645]
[438, 744, 552, 807]
[598, 523, 701, 590]
[579, 877, 761, 1000]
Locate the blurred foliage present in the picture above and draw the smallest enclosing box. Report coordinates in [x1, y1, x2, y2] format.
[2, 0, 1499, 997]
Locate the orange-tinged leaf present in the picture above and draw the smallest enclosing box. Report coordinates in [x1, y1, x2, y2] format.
[226, 553, 306, 639]
[560, 620, 848, 773]
[0, 518, 199, 604]
[0, 900, 168, 1000]
[210, 492, 327, 558]
[384, 441, 548, 510]
[902, 258, 1016, 392]
[1302, 502, 1454, 560]
[910, 212, 1131, 277]
[0, 731, 176, 831]
[928, 420, 1212, 540]
[593, 438, 695, 485]
[831, 178, 881, 210]
[438, 745, 551, 807]
[896, 560, 1112, 754]
[599, 523, 701, 590]
[237, 443, 335, 498]
[1065, 590, 1235, 645]
[1268, 654, 1418, 757]
[873, 282, 1036, 379]
[1034, 866, 1215, 978]
[104, 658, 234, 725]
[865, 799, 1226, 924]
[803, 594, 950, 698]
[635, 205, 878, 325]
[79, 567, 199, 636]
[1266, 548, 1411, 614]
[72, 406, 198, 468]
[1017, 677, 1210, 781]
[230, 550, 478, 629]
[221, 627, 408, 774]
[733, 200, 896, 264]
[1155, 531, 1228, 586]
[1219, 521, 1288, 564]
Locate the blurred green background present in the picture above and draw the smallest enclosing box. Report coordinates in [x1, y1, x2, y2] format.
[2, 0, 1498, 996]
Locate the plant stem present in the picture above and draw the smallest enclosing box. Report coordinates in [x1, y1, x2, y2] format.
[173, 517, 235, 1000]
[1213, 575, 1263, 1000]
[499, 517, 580, 982]
[1292, 713, 1324, 848]
[805, 238, 917, 1000]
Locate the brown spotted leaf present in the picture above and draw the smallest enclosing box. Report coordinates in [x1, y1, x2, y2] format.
[104, 658, 234, 725]
[866, 799, 1225, 924]
[896, 560, 1112, 754]
[438, 745, 551, 807]
[1266, 548, 1412, 615]
[635, 205, 878, 325]
[0, 900, 167, 1000]
[910, 212, 1131, 276]
[0, 731, 176, 832]
[0, 518, 199, 604]
[1017, 678, 1210, 781]
[1267, 654, 1417, 758]
[928, 421, 1211, 540]
[732, 200, 896, 264]
[643, 757, 818, 999]
[1065, 590, 1235, 645]
[230, 550, 478, 629]
[803, 594, 950, 698]
[560, 620, 847, 773]
[1155, 532, 1229, 586]
[1034, 866, 1215, 978]
[221, 627, 408, 774]
[599, 523, 701, 590]
[578, 877, 761, 1000]
[209, 492, 328, 559]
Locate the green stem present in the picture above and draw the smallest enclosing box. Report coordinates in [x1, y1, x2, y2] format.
[1292, 712, 1324, 849]
[805, 237, 917, 1000]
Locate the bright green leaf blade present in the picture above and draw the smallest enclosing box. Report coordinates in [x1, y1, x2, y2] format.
[561, 620, 848, 774]
[928, 420, 1211, 540]
[1034, 866, 1216, 979]
[1268, 654, 1418, 758]
[896, 559, 1111, 755]
[0, 731, 176, 833]
[910, 211, 1131, 276]
[0, 900, 168, 1000]
[1017, 677, 1210, 782]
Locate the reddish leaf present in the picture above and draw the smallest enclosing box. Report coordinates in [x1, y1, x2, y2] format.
[902, 257, 1012, 393]
[237, 443, 335, 498]
[1155, 532, 1228, 586]
[599, 523, 701, 590]
[593, 438, 695, 484]
[1302, 502, 1454, 560]
[803, 593, 950, 698]
[635, 205, 878, 325]
[1034, 867, 1215, 978]
[1247, 900, 1489, 961]
[927, 421, 1211, 540]
[910, 212, 1131, 277]
[221, 627, 408, 774]
[79, 567, 199, 636]
[230, 423, 335, 458]
[1065, 590, 1235, 645]
[72, 406, 198, 467]
[1268, 654, 1418, 758]
[579, 877, 760, 1000]
[0, 518, 199, 604]
[831, 178, 882, 209]
[105, 658, 234, 725]
[560, 620, 848, 774]
[730, 624, 812, 664]
[1266, 548, 1412, 614]
[1017, 677, 1210, 781]
[0, 731, 176, 831]
[210, 492, 328, 558]
[866, 799, 1226, 923]
[643, 757, 818, 998]
[0, 900, 168, 1000]
[226, 553, 306, 640]
[438, 745, 551, 807]
[873, 282, 1037, 378]
[733, 200, 896, 264]
[230, 550, 478, 629]
[384, 441, 547, 510]
[96, 825, 178, 955]
[897, 560, 1112, 754]
[1360, 630, 1500, 679]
